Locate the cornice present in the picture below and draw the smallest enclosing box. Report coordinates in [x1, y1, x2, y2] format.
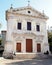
[6, 5, 49, 21]
[6, 11, 48, 21]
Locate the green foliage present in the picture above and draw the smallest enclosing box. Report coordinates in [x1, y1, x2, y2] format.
[48, 32, 52, 44]
[49, 42, 52, 46]
[0, 39, 2, 45]
[48, 32, 52, 53]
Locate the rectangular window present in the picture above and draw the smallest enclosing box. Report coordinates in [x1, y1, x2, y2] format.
[36, 25, 40, 31]
[27, 22, 31, 30]
[18, 22, 21, 30]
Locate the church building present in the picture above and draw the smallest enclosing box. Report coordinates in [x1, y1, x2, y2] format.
[3, 4, 49, 58]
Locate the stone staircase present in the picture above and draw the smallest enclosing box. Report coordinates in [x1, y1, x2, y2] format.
[13, 53, 37, 59]
[13, 53, 51, 59]
[3, 52, 52, 59]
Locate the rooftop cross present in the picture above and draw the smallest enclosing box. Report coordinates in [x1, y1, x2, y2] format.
[28, 0, 30, 6]
[10, 4, 13, 9]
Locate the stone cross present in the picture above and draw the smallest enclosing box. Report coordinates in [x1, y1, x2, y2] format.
[28, 0, 30, 6]
[10, 4, 13, 9]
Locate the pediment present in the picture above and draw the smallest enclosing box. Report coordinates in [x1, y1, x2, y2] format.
[14, 6, 39, 16]
[10, 6, 48, 19]
[6, 6, 49, 20]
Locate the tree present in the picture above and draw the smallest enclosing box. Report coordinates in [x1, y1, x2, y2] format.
[0, 39, 2, 45]
[48, 32, 52, 53]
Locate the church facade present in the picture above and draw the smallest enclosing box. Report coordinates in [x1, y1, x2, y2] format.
[4, 6, 49, 58]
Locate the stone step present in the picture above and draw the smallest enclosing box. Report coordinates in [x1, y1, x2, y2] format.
[13, 53, 50, 59]
[13, 53, 37, 59]
[3, 52, 52, 59]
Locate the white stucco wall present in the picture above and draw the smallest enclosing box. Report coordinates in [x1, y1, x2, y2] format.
[5, 6, 49, 53]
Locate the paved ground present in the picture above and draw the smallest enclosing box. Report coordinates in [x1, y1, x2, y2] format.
[0, 57, 52, 65]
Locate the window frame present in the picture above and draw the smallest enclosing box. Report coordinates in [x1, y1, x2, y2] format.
[17, 22, 21, 30]
[27, 22, 31, 30]
[36, 24, 40, 31]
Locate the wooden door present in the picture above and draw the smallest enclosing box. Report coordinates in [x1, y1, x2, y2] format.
[37, 44, 41, 52]
[26, 39, 32, 52]
[16, 43, 21, 52]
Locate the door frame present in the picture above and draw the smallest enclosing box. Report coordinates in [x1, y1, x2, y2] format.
[16, 43, 21, 52]
[26, 39, 32, 52]
[37, 43, 41, 52]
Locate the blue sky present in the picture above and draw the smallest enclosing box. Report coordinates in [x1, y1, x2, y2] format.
[0, 0, 52, 31]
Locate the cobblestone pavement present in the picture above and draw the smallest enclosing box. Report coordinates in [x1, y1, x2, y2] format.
[0, 57, 52, 65]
